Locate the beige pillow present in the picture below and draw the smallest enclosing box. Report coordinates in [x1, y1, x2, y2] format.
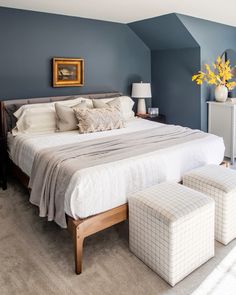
[92, 96, 134, 120]
[65, 97, 93, 108]
[55, 101, 88, 132]
[92, 99, 108, 109]
[74, 107, 125, 134]
[92, 98, 121, 110]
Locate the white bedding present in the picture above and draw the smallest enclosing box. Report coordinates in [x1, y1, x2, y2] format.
[8, 118, 225, 220]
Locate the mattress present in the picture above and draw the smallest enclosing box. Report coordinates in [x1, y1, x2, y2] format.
[8, 118, 225, 220]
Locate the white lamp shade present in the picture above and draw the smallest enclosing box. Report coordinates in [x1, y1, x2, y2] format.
[131, 82, 152, 98]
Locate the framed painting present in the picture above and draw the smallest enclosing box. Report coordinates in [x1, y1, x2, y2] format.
[53, 58, 84, 87]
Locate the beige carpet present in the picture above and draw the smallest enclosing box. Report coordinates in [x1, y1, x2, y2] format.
[1, 178, 236, 295]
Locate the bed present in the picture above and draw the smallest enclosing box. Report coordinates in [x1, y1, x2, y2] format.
[0, 92, 225, 274]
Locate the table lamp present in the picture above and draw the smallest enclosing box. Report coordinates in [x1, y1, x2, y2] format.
[131, 82, 152, 114]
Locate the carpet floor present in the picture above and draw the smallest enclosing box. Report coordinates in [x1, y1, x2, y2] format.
[1, 178, 236, 295]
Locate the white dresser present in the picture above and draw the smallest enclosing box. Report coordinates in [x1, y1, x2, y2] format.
[208, 101, 236, 164]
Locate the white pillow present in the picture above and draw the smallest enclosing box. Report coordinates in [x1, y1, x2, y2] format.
[93, 96, 134, 121]
[12, 105, 56, 135]
[12, 97, 92, 135]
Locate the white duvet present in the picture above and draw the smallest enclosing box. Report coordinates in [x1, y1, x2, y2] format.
[8, 118, 225, 220]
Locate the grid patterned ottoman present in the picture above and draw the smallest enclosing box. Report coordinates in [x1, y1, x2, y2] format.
[183, 164, 236, 245]
[128, 182, 214, 287]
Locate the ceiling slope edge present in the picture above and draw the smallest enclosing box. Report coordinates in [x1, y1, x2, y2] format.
[128, 13, 199, 51]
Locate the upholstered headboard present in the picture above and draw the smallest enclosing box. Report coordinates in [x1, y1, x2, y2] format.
[0, 92, 122, 138]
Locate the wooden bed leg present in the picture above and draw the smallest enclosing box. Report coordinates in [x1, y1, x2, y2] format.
[72, 224, 85, 275]
[74, 225, 84, 275]
[67, 204, 128, 275]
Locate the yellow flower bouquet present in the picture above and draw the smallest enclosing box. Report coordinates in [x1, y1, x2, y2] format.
[192, 56, 236, 89]
[192, 56, 236, 102]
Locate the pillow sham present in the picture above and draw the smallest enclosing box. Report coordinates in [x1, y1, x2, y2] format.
[55, 101, 88, 132]
[74, 107, 125, 134]
[12, 105, 56, 135]
[12, 97, 91, 135]
[92, 96, 134, 120]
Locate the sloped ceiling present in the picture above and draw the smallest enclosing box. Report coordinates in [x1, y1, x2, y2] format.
[177, 14, 236, 54]
[128, 13, 199, 51]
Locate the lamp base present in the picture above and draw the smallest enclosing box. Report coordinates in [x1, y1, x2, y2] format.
[137, 98, 146, 114]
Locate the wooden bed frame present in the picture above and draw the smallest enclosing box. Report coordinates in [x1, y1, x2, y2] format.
[0, 93, 128, 274]
[0, 95, 228, 274]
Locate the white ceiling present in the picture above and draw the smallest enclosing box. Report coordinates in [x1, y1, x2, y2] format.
[1, 0, 236, 26]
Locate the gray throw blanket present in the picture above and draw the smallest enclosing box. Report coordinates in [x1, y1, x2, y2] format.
[29, 125, 207, 228]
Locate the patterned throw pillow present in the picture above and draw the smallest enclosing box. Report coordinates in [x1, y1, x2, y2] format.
[74, 107, 125, 133]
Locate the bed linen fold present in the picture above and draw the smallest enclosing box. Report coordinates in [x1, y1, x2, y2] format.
[29, 125, 208, 228]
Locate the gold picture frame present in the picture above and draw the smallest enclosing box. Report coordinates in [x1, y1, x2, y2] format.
[53, 58, 84, 87]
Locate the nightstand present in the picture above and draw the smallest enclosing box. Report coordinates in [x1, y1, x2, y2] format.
[0, 137, 7, 190]
[136, 114, 166, 124]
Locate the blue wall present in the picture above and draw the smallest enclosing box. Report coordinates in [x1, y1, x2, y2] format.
[226, 49, 236, 97]
[152, 48, 201, 128]
[130, 13, 236, 131]
[178, 14, 236, 130]
[129, 14, 201, 129]
[0, 7, 150, 100]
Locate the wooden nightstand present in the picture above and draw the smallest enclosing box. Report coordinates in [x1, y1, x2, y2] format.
[136, 114, 166, 124]
[0, 137, 7, 190]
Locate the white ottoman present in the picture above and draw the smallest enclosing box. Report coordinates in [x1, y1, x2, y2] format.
[183, 164, 236, 245]
[129, 182, 214, 287]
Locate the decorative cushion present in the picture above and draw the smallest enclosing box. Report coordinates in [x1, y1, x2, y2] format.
[92, 97, 121, 110]
[183, 165, 236, 245]
[71, 97, 93, 109]
[92, 96, 134, 121]
[74, 107, 125, 134]
[129, 182, 215, 287]
[55, 101, 88, 132]
[92, 99, 109, 109]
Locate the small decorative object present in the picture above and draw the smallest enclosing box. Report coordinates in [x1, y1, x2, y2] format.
[148, 107, 159, 117]
[131, 82, 152, 114]
[53, 58, 84, 87]
[192, 56, 236, 102]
